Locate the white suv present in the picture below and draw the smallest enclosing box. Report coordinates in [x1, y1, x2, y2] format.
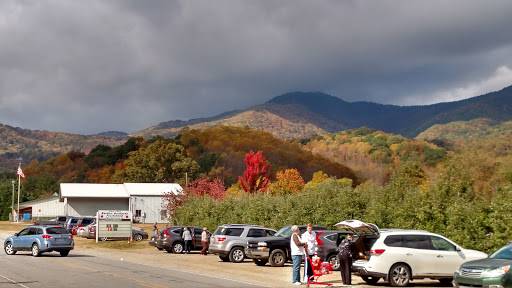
[335, 220, 487, 287]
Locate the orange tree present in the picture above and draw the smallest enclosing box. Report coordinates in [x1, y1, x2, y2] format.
[270, 168, 305, 195]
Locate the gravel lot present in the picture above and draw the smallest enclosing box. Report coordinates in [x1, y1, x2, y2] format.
[0, 223, 446, 288]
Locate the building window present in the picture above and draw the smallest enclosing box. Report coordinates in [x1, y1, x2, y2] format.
[135, 210, 142, 217]
[160, 210, 167, 220]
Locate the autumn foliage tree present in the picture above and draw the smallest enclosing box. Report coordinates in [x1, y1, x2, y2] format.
[239, 151, 271, 194]
[270, 168, 305, 195]
[163, 175, 225, 219]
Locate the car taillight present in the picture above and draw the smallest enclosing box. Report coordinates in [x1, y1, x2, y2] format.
[371, 249, 385, 256]
[69, 235, 73, 239]
[42, 235, 53, 239]
[217, 237, 226, 242]
[164, 231, 170, 237]
[316, 232, 324, 246]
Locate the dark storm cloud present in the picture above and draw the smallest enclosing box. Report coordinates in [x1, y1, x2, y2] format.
[0, 0, 511, 134]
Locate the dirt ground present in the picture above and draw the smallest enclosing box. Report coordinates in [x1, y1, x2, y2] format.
[0, 222, 445, 288]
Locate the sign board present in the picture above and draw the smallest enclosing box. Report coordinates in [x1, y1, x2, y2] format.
[97, 220, 132, 238]
[96, 210, 132, 242]
[98, 210, 131, 221]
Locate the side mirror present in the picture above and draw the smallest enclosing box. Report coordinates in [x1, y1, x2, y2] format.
[14, 233, 18, 236]
[456, 246, 461, 252]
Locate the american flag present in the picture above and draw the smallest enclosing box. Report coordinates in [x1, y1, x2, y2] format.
[17, 165, 25, 178]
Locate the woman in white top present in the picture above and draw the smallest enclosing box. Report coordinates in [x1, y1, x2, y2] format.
[290, 225, 307, 285]
[301, 223, 317, 282]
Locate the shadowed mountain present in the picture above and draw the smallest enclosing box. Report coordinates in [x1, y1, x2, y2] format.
[134, 85, 512, 139]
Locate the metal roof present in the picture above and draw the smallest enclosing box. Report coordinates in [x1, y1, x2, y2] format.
[59, 183, 183, 199]
[123, 183, 182, 196]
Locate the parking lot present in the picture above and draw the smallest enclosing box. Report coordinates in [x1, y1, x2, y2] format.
[1, 222, 449, 287]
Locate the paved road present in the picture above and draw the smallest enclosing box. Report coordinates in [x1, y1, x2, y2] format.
[0, 251, 266, 288]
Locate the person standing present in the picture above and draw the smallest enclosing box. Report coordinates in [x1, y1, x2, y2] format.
[337, 234, 356, 285]
[182, 227, 192, 254]
[290, 225, 307, 285]
[152, 222, 158, 237]
[200, 227, 209, 255]
[301, 223, 317, 283]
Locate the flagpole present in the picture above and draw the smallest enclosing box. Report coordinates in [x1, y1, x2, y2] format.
[17, 164, 21, 223]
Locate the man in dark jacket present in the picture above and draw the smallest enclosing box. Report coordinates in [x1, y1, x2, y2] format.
[337, 234, 356, 285]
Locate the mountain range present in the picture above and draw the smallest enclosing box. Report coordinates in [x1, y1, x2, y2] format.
[1, 85, 512, 171]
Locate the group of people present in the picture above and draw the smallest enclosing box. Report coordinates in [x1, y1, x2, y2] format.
[290, 224, 357, 286]
[152, 223, 211, 255]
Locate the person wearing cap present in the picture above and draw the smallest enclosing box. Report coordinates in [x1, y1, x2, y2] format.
[200, 227, 210, 255]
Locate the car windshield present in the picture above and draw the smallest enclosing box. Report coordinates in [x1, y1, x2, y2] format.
[275, 226, 293, 238]
[489, 245, 512, 259]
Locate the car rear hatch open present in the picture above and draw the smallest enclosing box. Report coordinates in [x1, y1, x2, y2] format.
[334, 219, 379, 237]
[335, 220, 379, 262]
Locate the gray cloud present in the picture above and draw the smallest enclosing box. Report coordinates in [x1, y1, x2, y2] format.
[0, 0, 511, 134]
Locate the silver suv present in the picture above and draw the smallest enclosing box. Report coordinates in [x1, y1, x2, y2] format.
[209, 224, 276, 263]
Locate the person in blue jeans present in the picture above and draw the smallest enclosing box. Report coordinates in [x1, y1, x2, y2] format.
[182, 227, 192, 254]
[290, 225, 307, 285]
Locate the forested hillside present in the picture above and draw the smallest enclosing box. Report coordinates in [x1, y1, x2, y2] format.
[298, 127, 447, 184]
[0, 124, 127, 172]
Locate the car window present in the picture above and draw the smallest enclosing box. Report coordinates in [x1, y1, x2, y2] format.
[429, 236, 456, 251]
[490, 245, 512, 259]
[404, 235, 431, 249]
[46, 227, 70, 234]
[325, 234, 337, 242]
[81, 218, 94, 226]
[215, 227, 244, 236]
[71, 218, 79, 224]
[247, 229, 267, 237]
[171, 228, 181, 234]
[275, 226, 293, 237]
[267, 230, 276, 236]
[28, 228, 38, 235]
[18, 228, 30, 236]
[299, 228, 307, 235]
[193, 229, 202, 237]
[384, 235, 404, 247]
[37, 228, 44, 235]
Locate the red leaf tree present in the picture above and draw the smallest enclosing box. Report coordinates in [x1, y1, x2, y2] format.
[163, 175, 226, 219]
[239, 151, 271, 194]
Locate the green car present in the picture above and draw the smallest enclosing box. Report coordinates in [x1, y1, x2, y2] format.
[454, 243, 512, 288]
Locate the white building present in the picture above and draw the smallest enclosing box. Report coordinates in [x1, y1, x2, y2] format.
[17, 183, 181, 223]
[59, 183, 182, 223]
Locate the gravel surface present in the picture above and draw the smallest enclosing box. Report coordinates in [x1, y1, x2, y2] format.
[0, 229, 446, 288]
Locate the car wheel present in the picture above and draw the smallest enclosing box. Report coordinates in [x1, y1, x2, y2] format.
[219, 256, 230, 262]
[438, 278, 452, 285]
[362, 276, 381, 285]
[269, 249, 287, 267]
[60, 250, 70, 257]
[327, 254, 340, 271]
[134, 234, 143, 242]
[252, 258, 268, 266]
[4, 242, 16, 255]
[388, 263, 411, 287]
[172, 242, 184, 254]
[229, 247, 245, 263]
[31, 243, 41, 257]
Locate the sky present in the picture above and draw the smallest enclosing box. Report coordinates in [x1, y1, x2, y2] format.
[1, 0, 512, 135]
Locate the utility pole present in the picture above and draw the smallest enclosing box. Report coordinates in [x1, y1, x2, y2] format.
[11, 180, 14, 222]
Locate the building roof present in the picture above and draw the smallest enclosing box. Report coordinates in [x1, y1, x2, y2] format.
[18, 192, 60, 208]
[59, 183, 183, 199]
[123, 183, 182, 196]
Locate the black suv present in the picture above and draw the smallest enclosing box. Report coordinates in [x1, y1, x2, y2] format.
[156, 226, 203, 253]
[245, 225, 327, 266]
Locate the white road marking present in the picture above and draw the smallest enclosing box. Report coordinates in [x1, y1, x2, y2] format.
[0, 273, 30, 288]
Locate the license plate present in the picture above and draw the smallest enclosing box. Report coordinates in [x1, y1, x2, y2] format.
[56, 238, 65, 243]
